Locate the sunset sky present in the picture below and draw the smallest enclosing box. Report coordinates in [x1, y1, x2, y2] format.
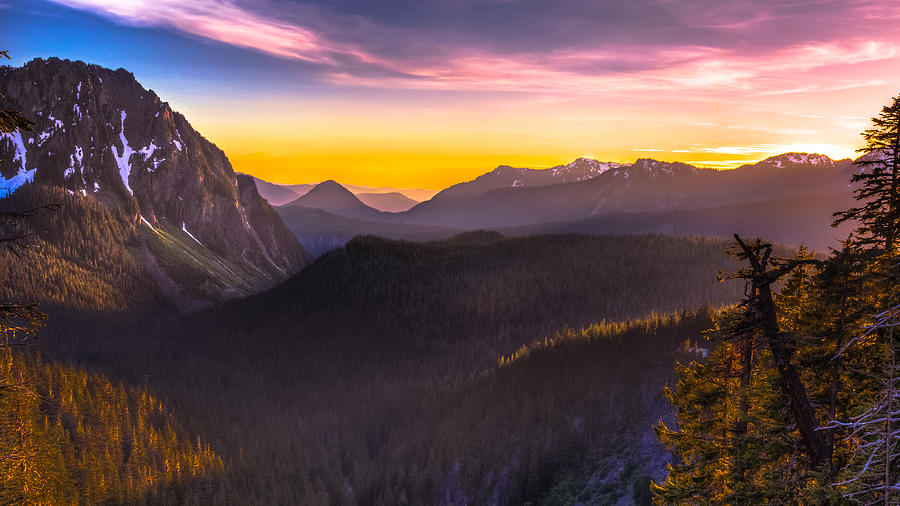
[3, 0, 900, 189]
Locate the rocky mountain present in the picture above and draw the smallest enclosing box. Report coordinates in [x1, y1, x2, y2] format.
[0, 58, 309, 307]
[355, 191, 418, 212]
[283, 179, 383, 220]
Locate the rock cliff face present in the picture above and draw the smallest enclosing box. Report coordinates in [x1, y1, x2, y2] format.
[0, 58, 310, 305]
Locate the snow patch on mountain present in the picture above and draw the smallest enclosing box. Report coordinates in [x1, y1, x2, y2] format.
[182, 222, 202, 245]
[139, 141, 163, 171]
[49, 113, 63, 130]
[111, 110, 135, 194]
[173, 129, 184, 152]
[139, 141, 158, 159]
[140, 215, 156, 231]
[65, 146, 84, 179]
[0, 131, 35, 193]
[552, 157, 616, 181]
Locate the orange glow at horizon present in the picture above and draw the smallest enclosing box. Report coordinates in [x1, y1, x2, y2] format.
[185, 79, 877, 189]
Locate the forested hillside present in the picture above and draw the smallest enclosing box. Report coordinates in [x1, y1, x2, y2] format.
[0, 183, 294, 313]
[361, 311, 714, 505]
[0, 349, 223, 504]
[24, 232, 745, 503]
[0, 185, 166, 313]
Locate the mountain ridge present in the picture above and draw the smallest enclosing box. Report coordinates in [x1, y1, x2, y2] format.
[395, 152, 857, 229]
[249, 176, 430, 208]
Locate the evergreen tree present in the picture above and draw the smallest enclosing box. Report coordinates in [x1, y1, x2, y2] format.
[826, 93, 900, 504]
[834, 93, 900, 255]
[658, 92, 900, 503]
[727, 236, 828, 466]
[653, 243, 830, 503]
[0, 51, 33, 136]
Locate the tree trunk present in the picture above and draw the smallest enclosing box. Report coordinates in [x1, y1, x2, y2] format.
[734, 235, 829, 467]
[827, 287, 848, 478]
[734, 333, 753, 436]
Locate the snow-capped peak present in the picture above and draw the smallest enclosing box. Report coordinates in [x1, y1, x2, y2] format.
[627, 158, 699, 178]
[761, 152, 835, 168]
[550, 157, 616, 181]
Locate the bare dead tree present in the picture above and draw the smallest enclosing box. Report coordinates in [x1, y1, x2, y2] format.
[824, 304, 900, 504]
[729, 234, 830, 467]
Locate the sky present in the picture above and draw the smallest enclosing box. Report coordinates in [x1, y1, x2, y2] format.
[2, 0, 900, 189]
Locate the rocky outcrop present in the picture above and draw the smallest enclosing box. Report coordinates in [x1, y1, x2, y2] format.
[0, 58, 309, 303]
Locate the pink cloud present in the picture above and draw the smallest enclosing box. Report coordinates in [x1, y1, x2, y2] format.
[325, 40, 898, 99]
[47, 0, 900, 99]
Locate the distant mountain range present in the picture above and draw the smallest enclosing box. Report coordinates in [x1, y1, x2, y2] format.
[271, 180, 457, 255]
[399, 154, 854, 229]
[250, 175, 430, 210]
[261, 152, 858, 255]
[0, 58, 309, 308]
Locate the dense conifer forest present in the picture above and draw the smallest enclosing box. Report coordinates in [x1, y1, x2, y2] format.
[0, 350, 223, 504]
[5, 220, 747, 503]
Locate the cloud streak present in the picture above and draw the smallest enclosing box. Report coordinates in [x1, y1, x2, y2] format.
[46, 0, 388, 66]
[324, 40, 897, 100]
[45, 0, 900, 99]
